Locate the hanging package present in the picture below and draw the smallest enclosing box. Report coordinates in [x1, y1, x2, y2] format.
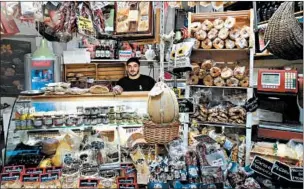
[170, 38, 195, 73]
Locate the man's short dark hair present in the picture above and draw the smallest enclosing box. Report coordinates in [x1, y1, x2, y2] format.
[126, 57, 140, 66]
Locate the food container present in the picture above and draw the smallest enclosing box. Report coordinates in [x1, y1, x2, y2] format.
[108, 113, 116, 120]
[103, 115, 109, 124]
[116, 112, 122, 119]
[90, 107, 99, 115]
[74, 115, 84, 126]
[103, 107, 110, 114]
[91, 116, 98, 125]
[77, 106, 84, 114]
[97, 115, 102, 124]
[44, 115, 53, 127]
[33, 115, 43, 128]
[84, 108, 91, 116]
[109, 106, 115, 113]
[54, 115, 65, 127]
[84, 116, 91, 125]
[66, 116, 75, 126]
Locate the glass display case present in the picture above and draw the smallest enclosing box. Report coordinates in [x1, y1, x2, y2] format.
[3, 92, 148, 168]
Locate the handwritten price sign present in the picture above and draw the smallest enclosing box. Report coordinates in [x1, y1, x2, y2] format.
[78, 16, 93, 33]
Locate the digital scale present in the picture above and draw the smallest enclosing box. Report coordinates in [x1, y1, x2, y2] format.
[257, 69, 298, 93]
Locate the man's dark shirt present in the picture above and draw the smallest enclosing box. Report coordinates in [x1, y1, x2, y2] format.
[117, 75, 156, 91]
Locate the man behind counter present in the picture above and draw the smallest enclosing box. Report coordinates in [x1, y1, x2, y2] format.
[113, 57, 155, 94]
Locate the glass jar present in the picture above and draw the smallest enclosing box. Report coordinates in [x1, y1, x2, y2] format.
[91, 107, 99, 115]
[84, 116, 91, 125]
[109, 106, 115, 113]
[33, 115, 43, 128]
[84, 108, 91, 116]
[104, 107, 110, 114]
[54, 115, 65, 127]
[91, 116, 98, 125]
[66, 116, 75, 127]
[103, 115, 109, 124]
[44, 115, 53, 127]
[116, 112, 122, 120]
[77, 106, 84, 114]
[108, 113, 116, 120]
[96, 115, 102, 124]
[74, 115, 84, 127]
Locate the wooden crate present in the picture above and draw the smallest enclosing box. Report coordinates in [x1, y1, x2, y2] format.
[188, 9, 254, 49]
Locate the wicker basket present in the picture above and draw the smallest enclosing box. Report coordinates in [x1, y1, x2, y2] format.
[143, 121, 180, 144]
[264, 2, 303, 60]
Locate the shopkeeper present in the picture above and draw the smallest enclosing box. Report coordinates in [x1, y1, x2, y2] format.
[113, 57, 155, 94]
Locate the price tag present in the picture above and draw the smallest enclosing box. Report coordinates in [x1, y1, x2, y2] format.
[243, 97, 259, 112]
[78, 16, 94, 33]
[290, 167, 303, 183]
[250, 156, 273, 179]
[271, 161, 292, 181]
[177, 98, 194, 113]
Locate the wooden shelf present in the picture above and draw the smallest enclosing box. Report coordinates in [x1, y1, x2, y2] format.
[190, 85, 249, 90]
[191, 48, 251, 62]
[90, 59, 157, 63]
[18, 92, 149, 102]
[196, 121, 246, 128]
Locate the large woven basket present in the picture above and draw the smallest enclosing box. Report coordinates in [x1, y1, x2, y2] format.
[264, 2, 303, 60]
[143, 121, 180, 144]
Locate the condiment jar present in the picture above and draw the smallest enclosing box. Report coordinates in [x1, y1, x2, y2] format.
[90, 107, 99, 115]
[109, 106, 115, 113]
[74, 115, 84, 127]
[84, 116, 91, 125]
[33, 115, 43, 128]
[84, 108, 91, 116]
[54, 115, 65, 127]
[44, 115, 53, 127]
[66, 116, 75, 127]
[91, 116, 98, 125]
[77, 106, 84, 114]
[96, 115, 102, 124]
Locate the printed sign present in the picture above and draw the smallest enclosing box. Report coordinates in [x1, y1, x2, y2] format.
[2, 165, 25, 174]
[243, 97, 259, 112]
[119, 51, 132, 60]
[25, 168, 44, 175]
[290, 167, 303, 183]
[22, 174, 40, 182]
[271, 161, 292, 181]
[194, 135, 216, 144]
[250, 156, 273, 179]
[78, 16, 94, 33]
[178, 98, 194, 113]
[79, 179, 99, 188]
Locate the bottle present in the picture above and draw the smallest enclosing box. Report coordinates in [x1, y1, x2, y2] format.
[105, 41, 111, 59]
[115, 41, 120, 59]
[110, 40, 115, 59]
[95, 44, 100, 59]
[100, 40, 105, 59]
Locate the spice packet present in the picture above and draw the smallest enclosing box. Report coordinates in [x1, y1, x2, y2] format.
[39, 172, 61, 189]
[0, 172, 22, 188]
[22, 174, 40, 188]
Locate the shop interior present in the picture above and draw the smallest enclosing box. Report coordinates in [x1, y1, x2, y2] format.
[0, 1, 303, 189]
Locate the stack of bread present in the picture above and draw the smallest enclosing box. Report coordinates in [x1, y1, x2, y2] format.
[190, 17, 250, 49]
[187, 59, 249, 88]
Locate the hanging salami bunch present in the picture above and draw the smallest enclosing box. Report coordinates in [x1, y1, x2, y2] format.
[36, 2, 77, 42]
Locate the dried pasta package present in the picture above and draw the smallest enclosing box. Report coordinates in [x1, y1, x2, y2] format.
[170, 38, 195, 73]
[0, 173, 22, 189]
[61, 167, 79, 188]
[22, 174, 40, 188]
[39, 173, 61, 189]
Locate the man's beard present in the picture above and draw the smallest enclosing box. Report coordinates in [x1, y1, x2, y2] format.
[128, 70, 139, 77]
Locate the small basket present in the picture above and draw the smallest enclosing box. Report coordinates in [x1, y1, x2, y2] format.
[143, 121, 180, 144]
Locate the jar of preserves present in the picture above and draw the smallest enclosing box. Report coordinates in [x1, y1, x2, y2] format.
[54, 115, 65, 127]
[74, 115, 84, 127]
[33, 115, 43, 128]
[44, 115, 53, 127]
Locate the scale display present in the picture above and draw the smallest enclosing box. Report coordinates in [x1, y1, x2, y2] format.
[262, 73, 280, 85]
[257, 69, 298, 93]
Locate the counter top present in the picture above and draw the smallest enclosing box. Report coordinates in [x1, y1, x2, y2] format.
[18, 92, 149, 102]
